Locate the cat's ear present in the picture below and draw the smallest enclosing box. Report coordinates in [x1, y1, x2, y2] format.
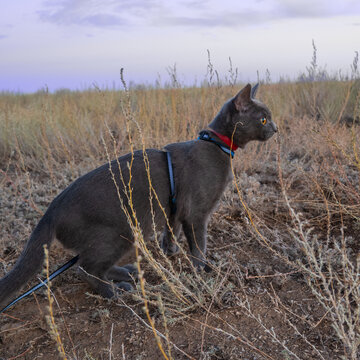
[251, 83, 259, 99]
[233, 84, 252, 111]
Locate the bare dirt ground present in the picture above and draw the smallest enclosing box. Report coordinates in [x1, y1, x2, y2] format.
[1, 146, 355, 360]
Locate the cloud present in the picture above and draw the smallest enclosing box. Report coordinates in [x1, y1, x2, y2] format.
[113, 0, 161, 12]
[81, 14, 125, 27]
[273, 0, 360, 18]
[156, 11, 266, 28]
[38, 0, 360, 29]
[39, 0, 126, 27]
[181, 0, 209, 9]
[0, 35, 8, 40]
[38, 0, 161, 27]
[157, 0, 360, 28]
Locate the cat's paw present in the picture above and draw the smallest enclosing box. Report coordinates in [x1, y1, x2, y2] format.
[116, 281, 133, 292]
[107, 265, 138, 282]
[122, 264, 138, 278]
[193, 259, 214, 273]
[203, 262, 214, 273]
[161, 240, 180, 256]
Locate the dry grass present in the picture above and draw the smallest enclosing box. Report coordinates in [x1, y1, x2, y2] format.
[0, 60, 359, 359]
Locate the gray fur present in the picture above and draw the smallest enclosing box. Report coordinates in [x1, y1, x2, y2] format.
[0, 84, 277, 309]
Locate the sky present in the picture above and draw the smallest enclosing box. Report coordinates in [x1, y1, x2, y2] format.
[1, 0, 360, 93]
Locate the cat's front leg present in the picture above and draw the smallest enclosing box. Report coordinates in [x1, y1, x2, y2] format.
[182, 220, 211, 271]
[160, 220, 181, 256]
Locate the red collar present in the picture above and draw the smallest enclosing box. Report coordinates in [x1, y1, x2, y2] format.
[209, 129, 239, 151]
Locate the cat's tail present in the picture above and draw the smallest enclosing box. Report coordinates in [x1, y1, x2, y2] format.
[0, 214, 55, 311]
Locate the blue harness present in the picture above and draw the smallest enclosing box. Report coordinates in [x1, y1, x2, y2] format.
[165, 131, 234, 217]
[198, 131, 235, 158]
[166, 151, 177, 215]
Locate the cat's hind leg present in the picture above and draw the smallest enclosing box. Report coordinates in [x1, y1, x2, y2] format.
[79, 259, 134, 296]
[78, 258, 118, 298]
[76, 228, 134, 297]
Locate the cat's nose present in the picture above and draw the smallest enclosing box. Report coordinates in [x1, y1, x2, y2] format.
[271, 121, 278, 133]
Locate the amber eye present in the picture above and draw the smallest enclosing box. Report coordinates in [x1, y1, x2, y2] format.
[261, 117, 267, 125]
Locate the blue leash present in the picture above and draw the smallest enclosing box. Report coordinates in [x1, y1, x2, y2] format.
[166, 151, 177, 215]
[0, 255, 79, 314]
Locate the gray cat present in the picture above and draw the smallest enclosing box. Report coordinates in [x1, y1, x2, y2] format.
[0, 84, 277, 309]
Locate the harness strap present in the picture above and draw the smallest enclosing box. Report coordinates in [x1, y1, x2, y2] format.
[166, 151, 177, 215]
[198, 131, 235, 158]
[0, 255, 79, 314]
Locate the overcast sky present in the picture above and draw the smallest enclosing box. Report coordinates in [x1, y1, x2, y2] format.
[1, 0, 360, 92]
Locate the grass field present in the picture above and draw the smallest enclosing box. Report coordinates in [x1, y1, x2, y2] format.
[0, 62, 359, 359]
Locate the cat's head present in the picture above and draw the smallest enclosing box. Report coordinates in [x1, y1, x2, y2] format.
[209, 84, 277, 148]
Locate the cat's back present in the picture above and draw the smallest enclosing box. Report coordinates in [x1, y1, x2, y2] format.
[47, 148, 169, 216]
